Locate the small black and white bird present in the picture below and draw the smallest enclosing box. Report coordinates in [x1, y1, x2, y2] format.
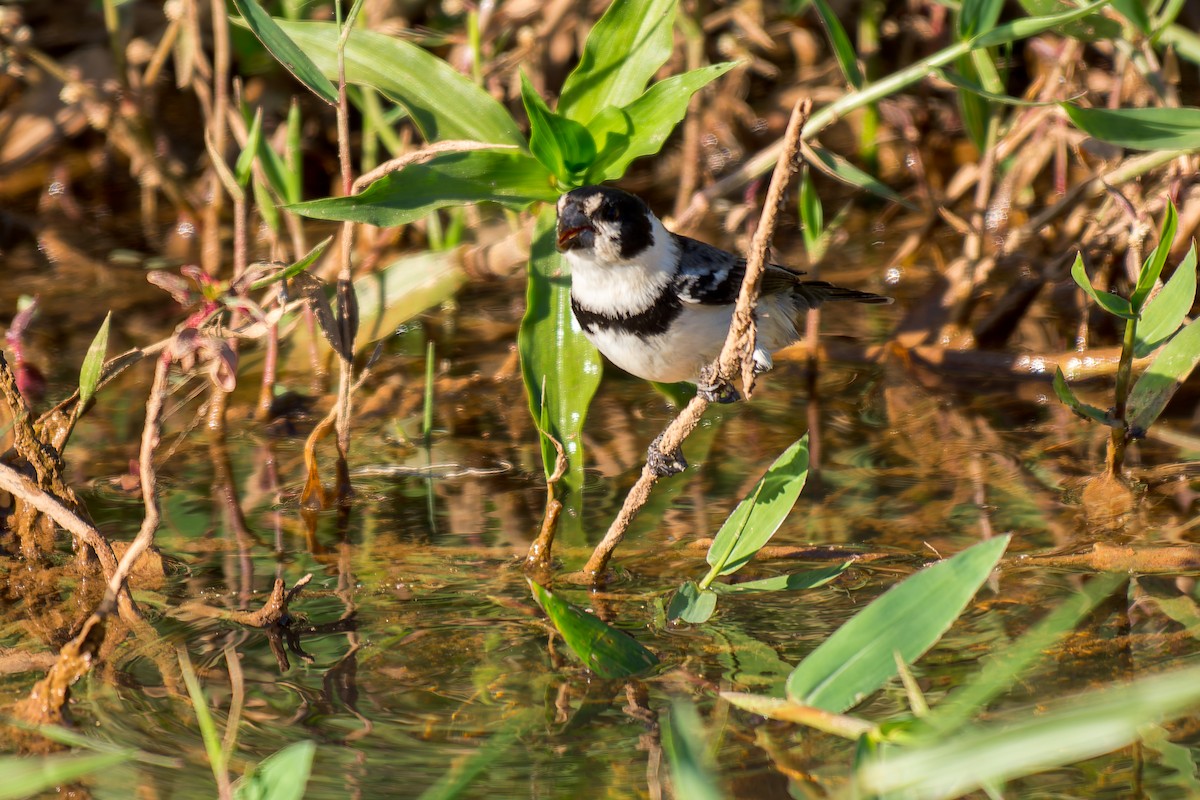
[556, 185, 891, 392]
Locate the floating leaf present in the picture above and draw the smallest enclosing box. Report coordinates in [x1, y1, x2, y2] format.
[787, 535, 1009, 713]
[1135, 243, 1198, 357]
[234, 741, 316, 800]
[710, 563, 849, 594]
[78, 311, 111, 410]
[529, 580, 658, 679]
[1128, 317, 1200, 434]
[1063, 105, 1200, 152]
[1071, 252, 1135, 319]
[703, 436, 810, 582]
[668, 580, 718, 623]
[229, 0, 338, 104]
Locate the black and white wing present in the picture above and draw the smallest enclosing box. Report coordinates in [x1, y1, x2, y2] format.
[671, 234, 806, 305]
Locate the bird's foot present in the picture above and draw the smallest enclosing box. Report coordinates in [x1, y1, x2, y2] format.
[647, 434, 687, 477]
[697, 365, 740, 404]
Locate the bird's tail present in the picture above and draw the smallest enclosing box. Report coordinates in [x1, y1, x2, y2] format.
[794, 281, 893, 308]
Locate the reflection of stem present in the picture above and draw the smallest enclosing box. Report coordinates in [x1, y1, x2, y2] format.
[1107, 317, 1137, 478]
[583, 100, 814, 581]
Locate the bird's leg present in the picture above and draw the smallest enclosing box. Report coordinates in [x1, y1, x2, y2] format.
[697, 364, 740, 404]
[647, 433, 687, 477]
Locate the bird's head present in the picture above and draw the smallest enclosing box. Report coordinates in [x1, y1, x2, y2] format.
[556, 185, 656, 263]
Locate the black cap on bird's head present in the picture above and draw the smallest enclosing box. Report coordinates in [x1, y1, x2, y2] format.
[555, 185, 656, 260]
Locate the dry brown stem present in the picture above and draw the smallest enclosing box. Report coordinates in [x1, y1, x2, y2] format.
[581, 98, 814, 581]
[525, 433, 569, 574]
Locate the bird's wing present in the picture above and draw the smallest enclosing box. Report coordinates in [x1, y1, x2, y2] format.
[672, 234, 803, 305]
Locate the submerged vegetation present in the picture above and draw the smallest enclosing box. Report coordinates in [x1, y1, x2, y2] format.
[2, 0, 1200, 796]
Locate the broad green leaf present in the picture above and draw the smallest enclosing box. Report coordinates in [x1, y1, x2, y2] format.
[811, 0, 864, 88]
[1136, 243, 1198, 357]
[721, 692, 879, 739]
[230, 0, 338, 104]
[1070, 252, 1135, 319]
[234, 107, 264, 187]
[1052, 367, 1115, 426]
[529, 579, 659, 679]
[587, 62, 737, 183]
[1128, 317, 1200, 434]
[787, 535, 1009, 712]
[558, 0, 676, 124]
[921, 572, 1126, 736]
[806, 146, 918, 210]
[668, 580, 719, 623]
[234, 741, 316, 800]
[289, 149, 556, 227]
[0, 750, 135, 800]
[1063, 105, 1200, 152]
[271, 21, 524, 145]
[959, 0, 1004, 37]
[662, 701, 723, 800]
[520, 72, 596, 184]
[703, 436, 810, 581]
[856, 665, 1200, 799]
[78, 311, 111, 409]
[518, 208, 603, 501]
[1012, 0, 1122, 41]
[1132, 200, 1178, 310]
[710, 562, 849, 594]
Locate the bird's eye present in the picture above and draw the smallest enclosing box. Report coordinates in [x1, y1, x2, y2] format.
[594, 203, 618, 223]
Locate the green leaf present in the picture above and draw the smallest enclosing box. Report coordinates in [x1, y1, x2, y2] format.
[787, 535, 1010, 713]
[703, 436, 810, 582]
[1052, 367, 1115, 426]
[78, 311, 111, 409]
[668, 580, 719, 623]
[799, 168, 823, 260]
[229, 0, 338, 104]
[1071, 252, 1136, 319]
[529, 579, 659, 679]
[959, 0, 1005, 37]
[1136, 243, 1197, 357]
[805, 146, 918, 210]
[587, 62, 737, 183]
[921, 572, 1126, 736]
[662, 701, 724, 800]
[0, 750, 134, 800]
[520, 72, 596, 184]
[721, 692, 880, 739]
[234, 741, 316, 800]
[247, 235, 335, 291]
[234, 107, 264, 187]
[1111, 0, 1151, 32]
[285, 100, 302, 204]
[558, 0, 676, 124]
[810, 0, 864, 88]
[1128, 316, 1200, 434]
[856, 666, 1200, 798]
[1011, 0, 1122, 41]
[935, 68, 1070, 106]
[270, 20, 524, 145]
[955, 54, 991, 150]
[289, 149, 556, 227]
[518, 207, 603, 501]
[710, 562, 849, 594]
[1132, 201, 1179, 310]
[1063, 105, 1200, 152]
[414, 718, 525, 800]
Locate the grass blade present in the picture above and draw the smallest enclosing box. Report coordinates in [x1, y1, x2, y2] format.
[78, 311, 111, 410]
[662, 700, 723, 800]
[1064, 104, 1200, 151]
[529, 580, 659, 679]
[230, 0, 337, 104]
[1128, 316, 1200, 434]
[1132, 200, 1178, 310]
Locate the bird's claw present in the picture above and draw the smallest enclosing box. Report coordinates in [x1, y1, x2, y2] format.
[647, 434, 687, 477]
[697, 365, 740, 404]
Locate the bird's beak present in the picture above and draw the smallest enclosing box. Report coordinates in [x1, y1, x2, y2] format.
[556, 225, 590, 251]
[556, 202, 593, 252]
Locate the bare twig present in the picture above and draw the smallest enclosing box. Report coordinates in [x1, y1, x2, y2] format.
[525, 433, 568, 574]
[352, 141, 518, 194]
[582, 99, 814, 580]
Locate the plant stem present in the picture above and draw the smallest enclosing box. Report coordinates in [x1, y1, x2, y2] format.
[1108, 317, 1138, 477]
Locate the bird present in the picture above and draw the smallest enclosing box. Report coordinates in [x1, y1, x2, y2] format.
[556, 184, 891, 475]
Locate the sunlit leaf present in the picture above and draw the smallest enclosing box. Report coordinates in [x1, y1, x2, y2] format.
[954, 54, 991, 150]
[703, 436, 810, 581]
[959, 0, 1004, 37]
[810, 0, 864, 88]
[1136, 244, 1198, 357]
[710, 562, 849, 594]
[935, 68, 1073, 106]
[721, 692, 879, 739]
[1063, 105, 1200, 152]
[668, 580, 718, 623]
[234, 741, 315, 800]
[1128, 317, 1200, 434]
[0, 750, 134, 800]
[980, 0, 1116, 47]
[799, 168, 823, 259]
[269, 21, 524, 145]
[805, 146, 918, 210]
[518, 208, 603, 502]
[520, 72, 596, 184]
[230, 0, 338, 104]
[1052, 367, 1115, 426]
[787, 535, 1009, 713]
[1071, 252, 1135, 319]
[587, 62, 736, 183]
[558, 0, 676, 124]
[1132, 200, 1179, 310]
[856, 666, 1200, 799]
[290, 150, 556, 227]
[247, 235, 334, 292]
[529, 580, 659, 679]
[1012, 0, 1121, 41]
[78, 311, 111, 409]
[662, 700, 723, 800]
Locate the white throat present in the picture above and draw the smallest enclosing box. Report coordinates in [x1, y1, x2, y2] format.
[566, 215, 679, 316]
